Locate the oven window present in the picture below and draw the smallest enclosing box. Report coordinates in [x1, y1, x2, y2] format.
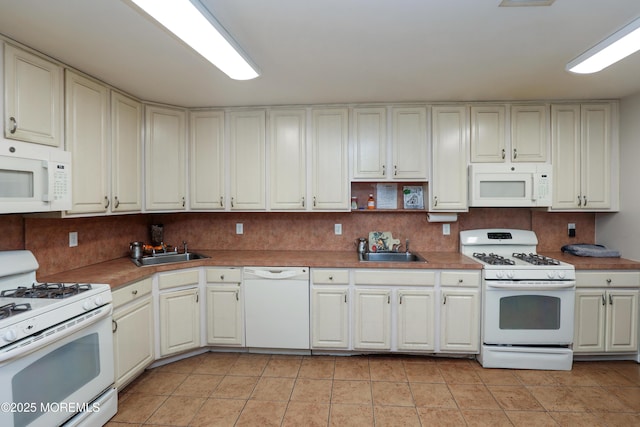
[12, 333, 100, 426]
[499, 295, 561, 330]
[480, 181, 525, 198]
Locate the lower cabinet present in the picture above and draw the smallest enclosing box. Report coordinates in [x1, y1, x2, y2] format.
[439, 271, 481, 353]
[397, 289, 436, 351]
[311, 286, 350, 349]
[205, 268, 244, 346]
[112, 278, 154, 389]
[353, 288, 392, 350]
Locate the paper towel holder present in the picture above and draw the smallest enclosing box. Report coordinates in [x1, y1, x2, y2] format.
[426, 213, 458, 223]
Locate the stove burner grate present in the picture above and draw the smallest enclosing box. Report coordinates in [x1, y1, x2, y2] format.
[0, 302, 32, 319]
[473, 252, 515, 265]
[0, 283, 93, 299]
[513, 253, 561, 266]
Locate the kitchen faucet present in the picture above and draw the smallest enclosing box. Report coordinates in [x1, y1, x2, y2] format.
[405, 239, 410, 254]
[183, 241, 188, 254]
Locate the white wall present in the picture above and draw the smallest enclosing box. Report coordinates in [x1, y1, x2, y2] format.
[596, 92, 640, 261]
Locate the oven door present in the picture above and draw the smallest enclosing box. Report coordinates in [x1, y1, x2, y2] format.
[483, 283, 575, 345]
[0, 306, 114, 427]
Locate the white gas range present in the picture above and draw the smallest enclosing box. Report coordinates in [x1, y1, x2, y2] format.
[461, 229, 576, 371]
[0, 250, 116, 427]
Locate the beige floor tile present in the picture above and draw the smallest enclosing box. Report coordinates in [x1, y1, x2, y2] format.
[513, 369, 560, 386]
[329, 403, 374, 427]
[604, 385, 640, 411]
[475, 367, 523, 386]
[334, 356, 370, 380]
[331, 380, 372, 405]
[299, 357, 335, 379]
[189, 398, 245, 427]
[592, 411, 640, 427]
[145, 395, 205, 426]
[228, 356, 269, 376]
[234, 400, 287, 427]
[449, 384, 501, 410]
[111, 393, 167, 424]
[171, 373, 223, 397]
[282, 401, 330, 427]
[460, 409, 513, 426]
[527, 385, 588, 412]
[505, 410, 559, 427]
[369, 357, 408, 381]
[127, 371, 187, 395]
[548, 368, 600, 386]
[570, 385, 634, 412]
[439, 363, 483, 384]
[404, 361, 446, 383]
[410, 382, 457, 408]
[153, 354, 202, 374]
[488, 385, 545, 411]
[549, 411, 606, 426]
[211, 375, 258, 399]
[373, 405, 421, 427]
[250, 376, 296, 401]
[417, 407, 466, 426]
[291, 378, 333, 402]
[262, 357, 302, 377]
[371, 381, 414, 406]
[192, 354, 237, 375]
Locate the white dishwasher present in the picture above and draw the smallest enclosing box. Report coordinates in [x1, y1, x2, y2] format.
[243, 267, 310, 349]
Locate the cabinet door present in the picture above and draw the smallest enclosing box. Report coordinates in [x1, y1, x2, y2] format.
[159, 288, 200, 356]
[311, 108, 349, 210]
[65, 70, 109, 214]
[392, 107, 428, 179]
[353, 288, 391, 350]
[397, 289, 435, 351]
[606, 290, 638, 352]
[4, 44, 63, 147]
[270, 109, 306, 210]
[551, 104, 581, 209]
[145, 105, 186, 210]
[352, 107, 387, 179]
[113, 296, 154, 389]
[206, 285, 243, 346]
[510, 105, 548, 162]
[470, 105, 506, 163]
[573, 290, 606, 353]
[229, 110, 266, 210]
[439, 289, 479, 352]
[111, 91, 142, 212]
[311, 287, 349, 349]
[189, 110, 225, 209]
[430, 106, 468, 211]
[580, 103, 611, 209]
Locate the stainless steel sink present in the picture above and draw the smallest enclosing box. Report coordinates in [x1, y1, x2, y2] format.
[359, 252, 427, 263]
[131, 252, 209, 267]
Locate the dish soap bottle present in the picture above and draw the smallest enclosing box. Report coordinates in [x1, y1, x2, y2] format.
[367, 193, 375, 210]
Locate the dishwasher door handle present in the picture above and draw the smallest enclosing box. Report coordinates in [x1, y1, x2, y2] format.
[245, 268, 304, 280]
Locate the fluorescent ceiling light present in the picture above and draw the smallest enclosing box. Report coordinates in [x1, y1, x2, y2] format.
[128, 0, 259, 80]
[499, 0, 555, 7]
[567, 17, 640, 74]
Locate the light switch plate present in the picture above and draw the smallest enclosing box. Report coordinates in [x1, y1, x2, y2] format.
[236, 223, 243, 235]
[69, 231, 78, 247]
[443, 224, 451, 235]
[334, 224, 342, 235]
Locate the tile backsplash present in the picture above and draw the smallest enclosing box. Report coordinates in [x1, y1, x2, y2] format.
[0, 209, 595, 277]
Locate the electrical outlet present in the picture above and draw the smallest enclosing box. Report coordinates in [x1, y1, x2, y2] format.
[236, 223, 243, 235]
[568, 223, 576, 238]
[443, 224, 451, 235]
[69, 231, 78, 247]
[334, 224, 342, 235]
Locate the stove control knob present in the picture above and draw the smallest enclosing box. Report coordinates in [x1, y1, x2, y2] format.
[94, 296, 104, 306]
[547, 271, 557, 279]
[82, 299, 93, 311]
[506, 270, 515, 279]
[496, 271, 504, 279]
[3, 329, 17, 342]
[558, 271, 566, 279]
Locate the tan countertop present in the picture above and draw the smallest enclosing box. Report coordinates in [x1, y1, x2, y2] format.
[39, 250, 640, 290]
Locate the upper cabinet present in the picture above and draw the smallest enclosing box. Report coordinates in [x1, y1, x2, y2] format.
[551, 103, 617, 211]
[470, 104, 548, 163]
[145, 105, 187, 211]
[351, 106, 428, 181]
[270, 109, 306, 210]
[229, 109, 266, 210]
[3, 43, 63, 147]
[430, 105, 468, 211]
[311, 108, 350, 210]
[189, 110, 225, 210]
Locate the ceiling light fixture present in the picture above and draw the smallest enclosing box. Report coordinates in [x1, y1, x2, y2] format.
[567, 16, 640, 74]
[128, 0, 260, 80]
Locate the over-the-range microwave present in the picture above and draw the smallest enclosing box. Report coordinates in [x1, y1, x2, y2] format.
[469, 163, 552, 207]
[0, 143, 71, 214]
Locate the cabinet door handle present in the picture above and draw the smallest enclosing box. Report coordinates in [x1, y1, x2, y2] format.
[301, 196, 305, 208]
[235, 290, 239, 301]
[220, 275, 225, 281]
[577, 195, 582, 206]
[131, 289, 138, 295]
[231, 197, 234, 208]
[382, 164, 386, 176]
[9, 117, 17, 134]
[112, 319, 118, 333]
[513, 148, 517, 159]
[501, 148, 505, 159]
[608, 294, 613, 305]
[220, 196, 224, 207]
[434, 196, 438, 207]
[344, 293, 347, 303]
[458, 279, 463, 284]
[399, 294, 403, 305]
[114, 196, 120, 209]
[443, 294, 447, 305]
[583, 196, 587, 207]
[182, 196, 185, 207]
[394, 165, 398, 176]
[313, 196, 317, 207]
[328, 276, 333, 281]
[104, 196, 110, 209]
[602, 294, 606, 306]
[387, 295, 390, 304]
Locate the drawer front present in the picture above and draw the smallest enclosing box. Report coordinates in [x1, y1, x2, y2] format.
[354, 270, 435, 286]
[112, 277, 152, 309]
[440, 271, 481, 287]
[158, 269, 200, 290]
[312, 269, 349, 285]
[576, 271, 640, 288]
[206, 268, 242, 283]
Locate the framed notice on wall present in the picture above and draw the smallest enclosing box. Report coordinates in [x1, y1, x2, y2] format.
[403, 186, 424, 209]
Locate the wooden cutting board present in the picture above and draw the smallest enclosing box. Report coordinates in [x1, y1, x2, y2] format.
[368, 231, 400, 252]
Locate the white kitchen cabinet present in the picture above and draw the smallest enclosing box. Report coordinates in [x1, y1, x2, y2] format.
[111, 91, 143, 213]
[229, 109, 266, 210]
[145, 104, 187, 211]
[205, 268, 243, 346]
[189, 110, 225, 210]
[430, 105, 468, 211]
[311, 269, 350, 349]
[391, 106, 428, 180]
[397, 289, 435, 351]
[270, 109, 306, 210]
[440, 287, 479, 353]
[3, 43, 63, 147]
[510, 104, 548, 163]
[112, 278, 154, 389]
[65, 70, 109, 214]
[551, 103, 615, 210]
[352, 107, 387, 179]
[353, 288, 391, 350]
[311, 108, 350, 210]
[470, 105, 506, 163]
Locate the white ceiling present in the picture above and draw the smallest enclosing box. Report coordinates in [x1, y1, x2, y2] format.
[1, 0, 640, 108]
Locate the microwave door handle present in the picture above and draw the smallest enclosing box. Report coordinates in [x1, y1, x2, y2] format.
[41, 160, 51, 203]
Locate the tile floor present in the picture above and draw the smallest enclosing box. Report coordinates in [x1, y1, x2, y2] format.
[106, 352, 640, 426]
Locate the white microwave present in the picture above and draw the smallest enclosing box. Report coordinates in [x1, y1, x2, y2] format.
[0, 144, 71, 214]
[469, 163, 552, 207]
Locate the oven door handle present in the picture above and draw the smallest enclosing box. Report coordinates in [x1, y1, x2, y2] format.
[486, 281, 576, 290]
[0, 304, 112, 365]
